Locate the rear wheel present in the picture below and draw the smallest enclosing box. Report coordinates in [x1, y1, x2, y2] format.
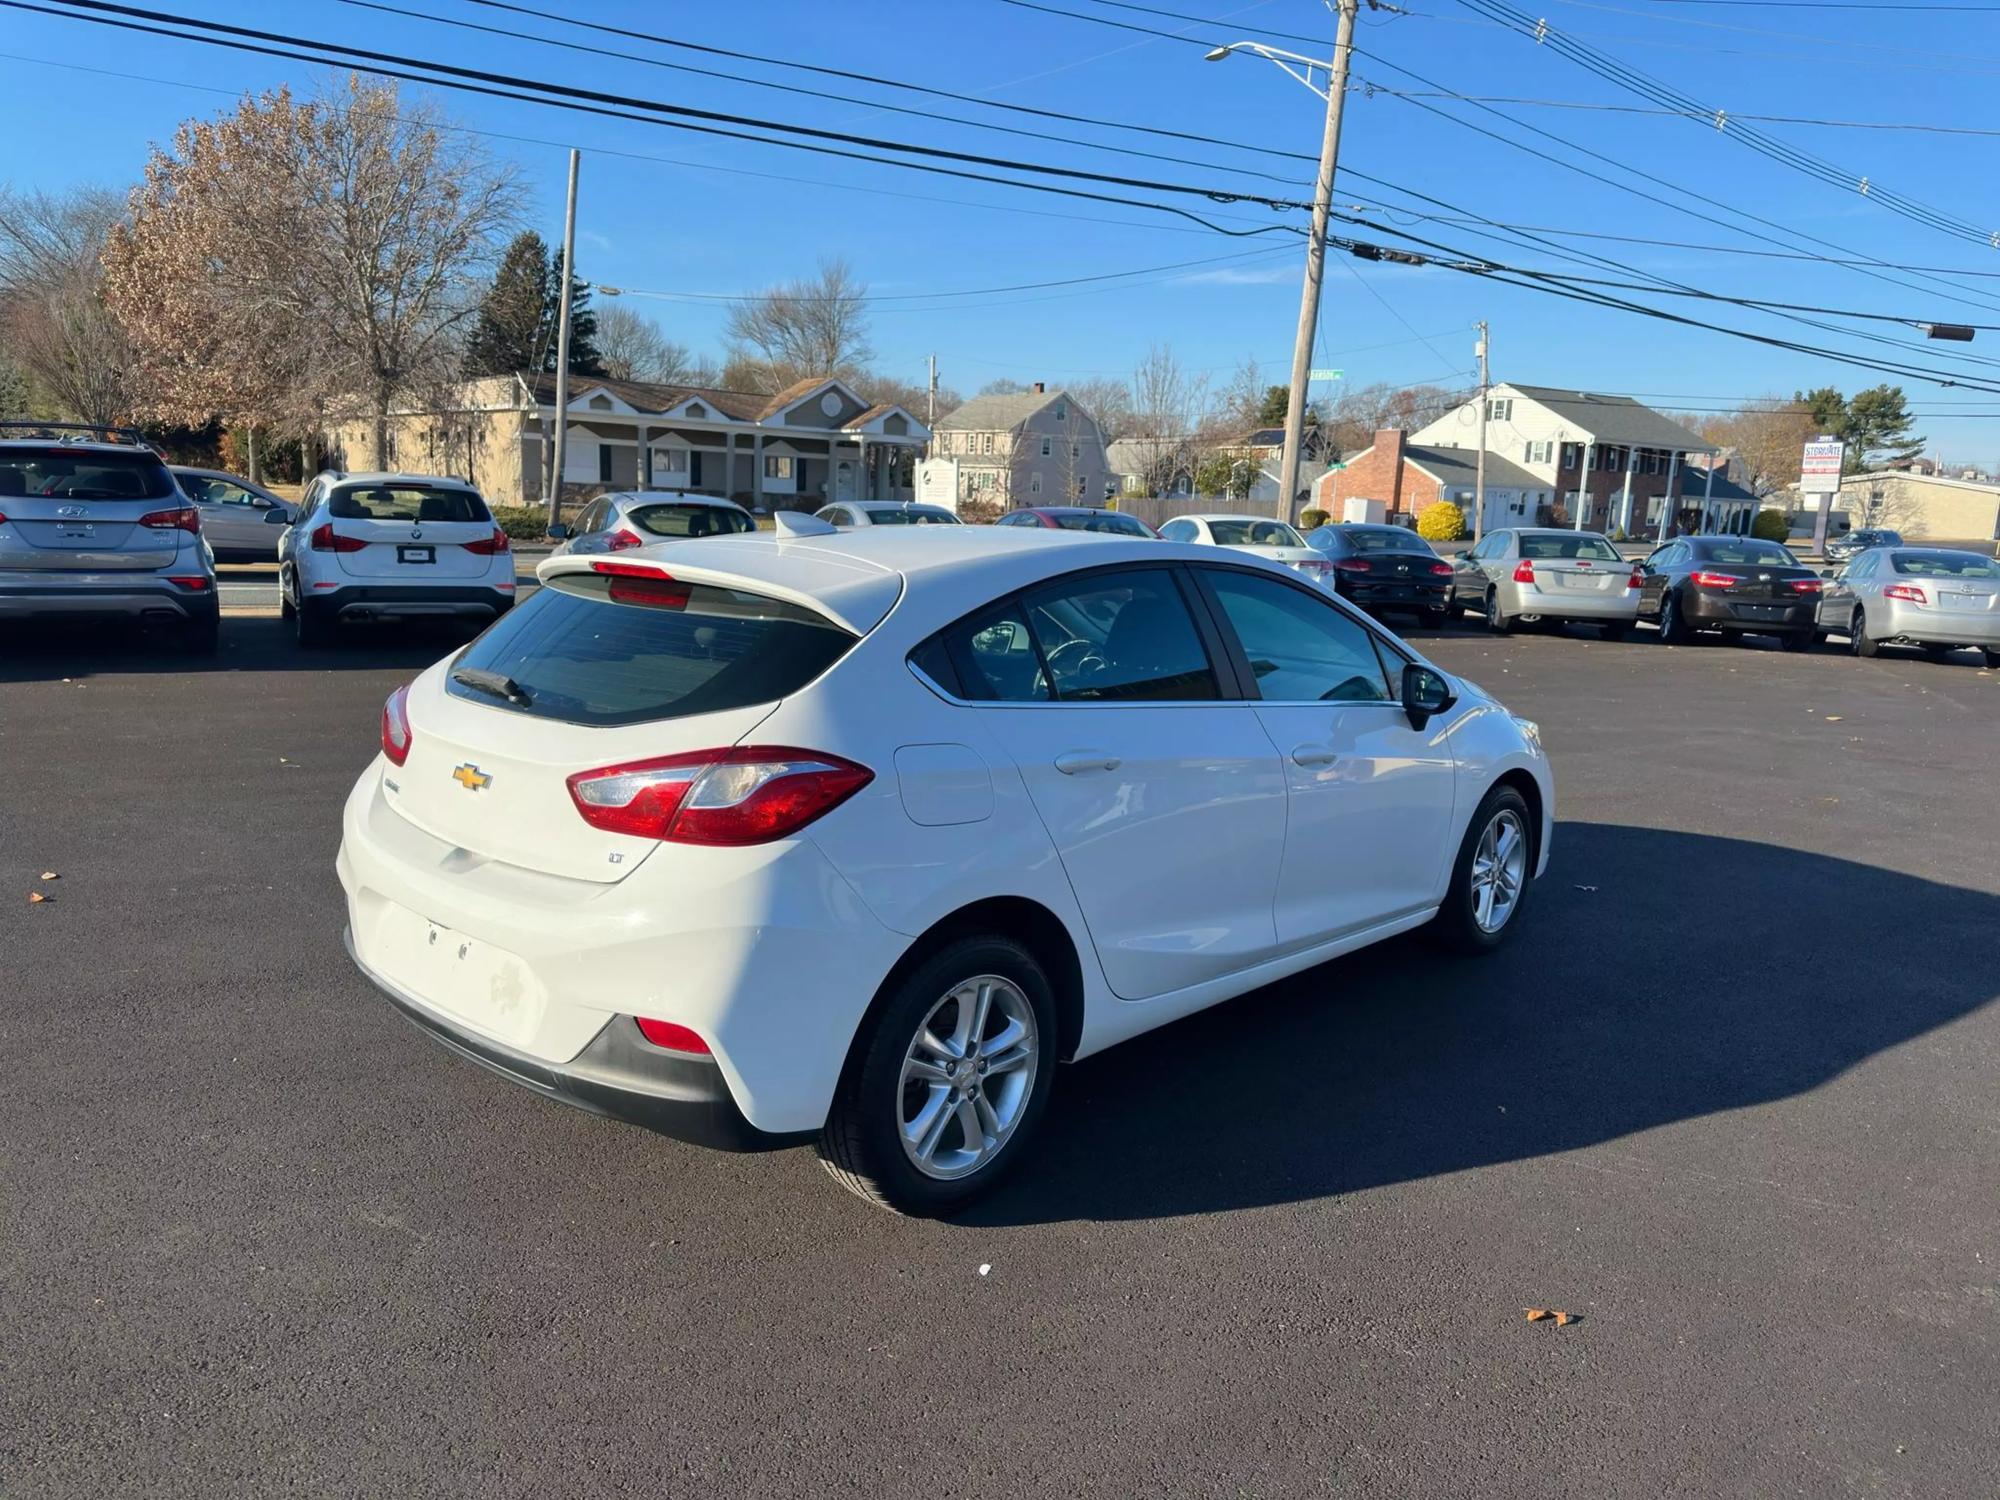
[819, 935, 1057, 1217]
[1600, 621, 1633, 642]
[1781, 630, 1812, 653]
[1657, 588, 1690, 644]
[279, 571, 296, 624]
[1420, 604, 1450, 628]
[1851, 607, 1879, 657]
[294, 597, 332, 649]
[1485, 589, 1513, 636]
[1428, 784, 1535, 955]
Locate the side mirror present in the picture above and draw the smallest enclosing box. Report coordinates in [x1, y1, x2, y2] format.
[1402, 662, 1456, 731]
[546, 522, 571, 540]
[1454, 550, 1471, 562]
[264, 507, 289, 524]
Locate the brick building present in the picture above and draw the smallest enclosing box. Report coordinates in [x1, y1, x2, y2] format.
[1315, 428, 1550, 530]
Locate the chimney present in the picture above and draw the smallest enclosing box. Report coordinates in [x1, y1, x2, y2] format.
[1031, 381, 1046, 394]
[1375, 428, 1407, 513]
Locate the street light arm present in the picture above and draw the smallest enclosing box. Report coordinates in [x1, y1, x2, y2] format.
[1206, 40, 1331, 100]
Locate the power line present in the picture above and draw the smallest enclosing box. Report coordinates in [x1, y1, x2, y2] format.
[1357, 87, 2000, 138]
[1630, 0, 2000, 10]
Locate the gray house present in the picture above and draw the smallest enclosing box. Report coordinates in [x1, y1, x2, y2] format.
[931, 384, 1112, 507]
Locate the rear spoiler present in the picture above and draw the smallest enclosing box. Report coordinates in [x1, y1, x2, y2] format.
[536, 548, 901, 636]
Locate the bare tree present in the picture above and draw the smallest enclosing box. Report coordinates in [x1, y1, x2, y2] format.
[103, 78, 519, 466]
[0, 186, 137, 427]
[723, 256, 872, 393]
[1125, 343, 1208, 498]
[594, 301, 704, 384]
[1326, 380, 1468, 453]
[1691, 397, 1818, 497]
[1068, 377, 1133, 446]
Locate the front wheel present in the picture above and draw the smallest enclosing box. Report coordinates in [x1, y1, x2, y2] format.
[1427, 784, 1535, 955]
[819, 935, 1058, 1216]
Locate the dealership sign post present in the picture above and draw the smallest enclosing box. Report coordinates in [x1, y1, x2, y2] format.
[1799, 437, 1845, 554]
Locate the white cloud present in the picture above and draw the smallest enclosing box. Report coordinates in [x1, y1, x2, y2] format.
[1174, 263, 1298, 286]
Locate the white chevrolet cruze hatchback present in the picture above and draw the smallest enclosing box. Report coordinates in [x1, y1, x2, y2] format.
[339, 517, 1552, 1214]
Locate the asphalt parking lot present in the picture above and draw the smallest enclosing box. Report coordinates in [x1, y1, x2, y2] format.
[3, 614, 1996, 1498]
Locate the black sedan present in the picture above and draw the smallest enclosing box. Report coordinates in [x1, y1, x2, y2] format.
[1826, 527, 1902, 564]
[1637, 534, 1823, 650]
[1303, 523, 1454, 624]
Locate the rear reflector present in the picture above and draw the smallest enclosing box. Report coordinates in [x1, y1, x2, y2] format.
[460, 527, 511, 555]
[381, 684, 413, 767]
[567, 746, 872, 846]
[1883, 584, 1927, 603]
[310, 523, 368, 553]
[139, 505, 201, 534]
[167, 575, 211, 591]
[1512, 560, 1536, 583]
[1788, 578, 1823, 594]
[634, 1017, 710, 1054]
[1429, 560, 1453, 576]
[1689, 570, 1738, 589]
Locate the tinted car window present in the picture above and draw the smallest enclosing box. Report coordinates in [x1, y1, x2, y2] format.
[331, 485, 488, 523]
[447, 571, 856, 727]
[1519, 534, 1620, 562]
[1052, 511, 1151, 537]
[1019, 568, 1218, 701]
[1207, 518, 1306, 548]
[1698, 539, 1798, 566]
[630, 503, 753, 538]
[939, 601, 1050, 703]
[1159, 519, 1197, 542]
[0, 447, 175, 500]
[1891, 550, 2000, 577]
[1204, 570, 1395, 702]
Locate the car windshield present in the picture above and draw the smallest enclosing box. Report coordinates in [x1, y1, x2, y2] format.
[1207, 519, 1305, 548]
[447, 571, 857, 727]
[1699, 540, 1798, 566]
[1052, 512, 1151, 536]
[1328, 527, 1434, 554]
[330, 485, 489, 523]
[1890, 550, 2000, 577]
[1519, 534, 1620, 562]
[628, 503, 754, 538]
[0, 447, 176, 501]
[861, 506, 959, 525]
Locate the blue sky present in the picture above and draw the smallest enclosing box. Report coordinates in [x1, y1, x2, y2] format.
[7, 0, 2000, 459]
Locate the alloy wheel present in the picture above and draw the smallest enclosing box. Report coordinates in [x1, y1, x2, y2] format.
[1470, 809, 1528, 934]
[897, 975, 1040, 1181]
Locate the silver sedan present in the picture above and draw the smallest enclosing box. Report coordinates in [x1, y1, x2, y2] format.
[1449, 527, 1641, 638]
[1817, 546, 2000, 665]
[549, 491, 755, 555]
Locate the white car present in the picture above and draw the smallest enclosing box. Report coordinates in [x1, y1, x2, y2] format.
[338, 515, 1552, 1215]
[279, 472, 514, 647]
[816, 500, 962, 527]
[1156, 513, 1338, 588]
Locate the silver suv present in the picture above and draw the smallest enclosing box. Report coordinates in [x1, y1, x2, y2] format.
[0, 424, 219, 653]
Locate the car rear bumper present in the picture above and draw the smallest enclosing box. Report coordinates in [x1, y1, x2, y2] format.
[0, 577, 218, 623]
[1873, 599, 2000, 646]
[1683, 591, 1817, 633]
[307, 583, 512, 620]
[1341, 580, 1451, 610]
[344, 927, 808, 1152]
[1506, 586, 1640, 621]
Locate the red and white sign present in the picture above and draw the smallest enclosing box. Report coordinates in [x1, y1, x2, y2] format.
[1799, 439, 1845, 495]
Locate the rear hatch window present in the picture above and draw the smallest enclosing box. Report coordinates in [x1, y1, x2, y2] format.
[630, 503, 755, 538]
[1208, 519, 1305, 547]
[0, 447, 176, 500]
[446, 569, 858, 726]
[330, 485, 489, 523]
[1053, 512, 1151, 536]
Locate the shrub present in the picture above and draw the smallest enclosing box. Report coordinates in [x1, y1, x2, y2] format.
[1750, 508, 1791, 542]
[1415, 500, 1465, 543]
[491, 504, 551, 541]
[1299, 507, 1329, 530]
[958, 496, 1004, 525]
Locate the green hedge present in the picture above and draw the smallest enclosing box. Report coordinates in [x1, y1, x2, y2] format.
[1750, 509, 1791, 542]
[491, 505, 551, 542]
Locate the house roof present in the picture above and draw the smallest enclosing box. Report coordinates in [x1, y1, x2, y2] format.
[933, 389, 1065, 431]
[522, 372, 767, 422]
[1404, 444, 1544, 492]
[1501, 384, 1714, 452]
[847, 403, 901, 427]
[757, 375, 841, 419]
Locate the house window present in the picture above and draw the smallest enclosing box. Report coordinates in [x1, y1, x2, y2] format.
[1523, 439, 1553, 465]
[1041, 437, 1052, 457]
[657, 448, 688, 475]
[598, 445, 614, 484]
[764, 455, 794, 479]
[1031, 472, 1042, 494]
[1055, 404, 1066, 422]
[1070, 442, 1080, 459]
[982, 433, 994, 454]
[1486, 398, 1513, 422]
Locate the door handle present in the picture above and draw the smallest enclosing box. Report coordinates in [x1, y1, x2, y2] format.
[1290, 744, 1338, 768]
[1053, 750, 1121, 775]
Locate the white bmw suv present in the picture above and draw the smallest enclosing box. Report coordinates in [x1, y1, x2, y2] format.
[338, 517, 1552, 1214]
[279, 472, 514, 646]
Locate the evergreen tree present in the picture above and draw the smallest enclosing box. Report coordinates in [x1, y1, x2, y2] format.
[1843, 384, 1923, 469]
[462, 230, 606, 378]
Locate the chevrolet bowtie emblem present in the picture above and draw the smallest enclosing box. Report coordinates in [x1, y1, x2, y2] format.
[451, 763, 492, 791]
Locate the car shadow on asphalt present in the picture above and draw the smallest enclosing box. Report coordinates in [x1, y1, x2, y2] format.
[962, 821, 1999, 1227]
[0, 616, 477, 680]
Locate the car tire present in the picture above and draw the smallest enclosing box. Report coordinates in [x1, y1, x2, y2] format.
[1421, 605, 1450, 628]
[1851, 607, 1878, 657]
[1984, 648, 2000, 669]
[294, 598, 332, 649]
[1600, 621, 1633, 642]
[1657, 588, 1690, 644]
[1485, 589, 1513, 636]
[819, 934, 1058, 1217]
[1781, 630, 1812, 653]
[182, 614, 220, 656]
[1427, 783, 1535, 955]
[279, 573, 296, 624]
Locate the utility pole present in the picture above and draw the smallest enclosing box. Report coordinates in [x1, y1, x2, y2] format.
[545, 148, 580, 530]
[926, 353, 938, 426]
[1472, 321, 1489, 545]
[1274, 0, 1358, 523]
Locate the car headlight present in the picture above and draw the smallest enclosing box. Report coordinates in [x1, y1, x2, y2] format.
[1512, 716, 1543, 755]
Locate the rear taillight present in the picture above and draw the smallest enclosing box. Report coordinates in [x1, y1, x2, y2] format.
[310, 523, 368, 553]
[167, 575, 211, 591]
[380, 684, 413, 767]
[1883, 584, 1927, 603]
[606, 528, 643, 551]
[139, 505, 201, 534]
[566, 746, 873, 846]
[634, 1017, 710, 1054]
[1788, 578, 1823, 594]
[1627, 569, 1644, 590]
[460, 527, 511, 555]
[1429, 560, 1453, 577]
[1689, 570, 1738, 589]
[1332, 557, 1372, 574]
[1512, 559, 1536, 584]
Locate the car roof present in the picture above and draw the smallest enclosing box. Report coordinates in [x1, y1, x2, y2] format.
[0, 439, 158, 456]
[1179, 513, 1296, 524]
[1026, 505, 1120, 516]
[323, 471, 480, 490]
[536, 523, 1249, 635]
[604, 490, 747, 511]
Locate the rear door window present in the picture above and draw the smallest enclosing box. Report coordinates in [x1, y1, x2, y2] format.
[331, 485, 489, 523]
[446, 570, 857, 726]
[1019, 567, 1219, 701]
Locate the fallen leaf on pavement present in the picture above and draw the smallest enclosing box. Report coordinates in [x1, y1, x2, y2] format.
[1524, 1308, 1551, 1322]
[1824, 716, 1844, 722]
[39, 871, 58, 881]
[28, 891, 52, 904]
[1554, 1311, 1578, 1327]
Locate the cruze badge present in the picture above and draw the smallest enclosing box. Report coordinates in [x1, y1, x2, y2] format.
[451, 763, 493, 792]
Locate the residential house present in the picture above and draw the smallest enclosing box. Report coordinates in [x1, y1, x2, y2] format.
[322, 372, 931, 511]
[1315, 428, 1552, 532]
[1407, 383, 1722, 538]
[1108, 436, 1193, 499]
[931, 384, 1111, 507]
